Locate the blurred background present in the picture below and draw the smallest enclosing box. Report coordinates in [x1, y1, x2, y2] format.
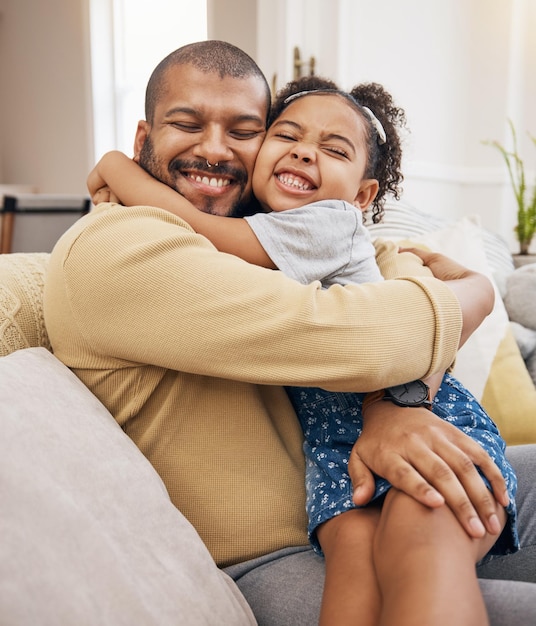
[0, 0, 534, 252]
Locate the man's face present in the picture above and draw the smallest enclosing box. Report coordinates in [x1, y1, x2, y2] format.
[134, 64, 268, 217]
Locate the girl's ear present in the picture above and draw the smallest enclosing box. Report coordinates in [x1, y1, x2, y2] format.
[133, 121, 151, 163]
[353, 179, 379, 212]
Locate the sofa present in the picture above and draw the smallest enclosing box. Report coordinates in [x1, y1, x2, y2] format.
[1, 201, 535, 624]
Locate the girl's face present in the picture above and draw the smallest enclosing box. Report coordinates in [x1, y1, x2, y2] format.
[252, 94, 378, 213]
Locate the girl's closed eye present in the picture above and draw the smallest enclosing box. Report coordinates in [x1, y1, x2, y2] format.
[323, 145, 350, 159]
[274, 131, 298, 142]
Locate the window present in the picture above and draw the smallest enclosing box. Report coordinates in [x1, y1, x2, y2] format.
[89, 0, 207, 160]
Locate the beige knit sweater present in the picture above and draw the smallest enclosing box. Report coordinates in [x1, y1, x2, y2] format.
[44, 203, 461, 567]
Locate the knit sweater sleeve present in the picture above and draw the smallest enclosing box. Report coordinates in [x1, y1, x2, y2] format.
[45, 204, 462, 392]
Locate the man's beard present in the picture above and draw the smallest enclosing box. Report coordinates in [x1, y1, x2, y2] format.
[138, 136, 257, 218]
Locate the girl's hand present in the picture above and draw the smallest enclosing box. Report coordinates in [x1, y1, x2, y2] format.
[87, 157, 123, 205]
[400, 247, 477, 282]
[87, 164, 107, 199]
[91, 185, 121, 206]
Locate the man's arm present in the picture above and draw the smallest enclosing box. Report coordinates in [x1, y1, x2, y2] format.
[49, 205, 463, 389]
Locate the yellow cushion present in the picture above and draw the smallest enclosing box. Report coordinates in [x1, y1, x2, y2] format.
[481, 329, 536, 445]
[0, 253, 51, 357]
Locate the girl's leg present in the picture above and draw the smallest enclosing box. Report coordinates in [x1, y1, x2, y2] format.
[374, 488, 507, 626]
[316, 506, 382, 626]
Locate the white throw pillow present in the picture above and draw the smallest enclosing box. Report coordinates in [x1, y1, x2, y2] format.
[0, 348, 256, 626]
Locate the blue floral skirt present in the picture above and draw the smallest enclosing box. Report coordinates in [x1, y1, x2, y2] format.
[286, 373, 518, 560]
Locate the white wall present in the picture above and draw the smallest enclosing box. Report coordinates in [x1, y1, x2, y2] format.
[90, 0, 207, 160]
[207, 0, 256, 59]
[0, 0, 93, 194]
[336, 0, 535, 254]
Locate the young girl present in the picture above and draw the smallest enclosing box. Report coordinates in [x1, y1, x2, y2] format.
[88, 76, 518, 626]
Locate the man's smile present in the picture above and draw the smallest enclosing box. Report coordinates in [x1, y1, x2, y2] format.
[186, 173, 231, 188]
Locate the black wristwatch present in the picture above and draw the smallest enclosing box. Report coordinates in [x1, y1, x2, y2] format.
[384, 380, 432, 408]
[362, 380, 432, 412]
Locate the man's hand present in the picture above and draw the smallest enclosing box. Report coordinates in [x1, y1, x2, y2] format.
[348, 401, 508, 539]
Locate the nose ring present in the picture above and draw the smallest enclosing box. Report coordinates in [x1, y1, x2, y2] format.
[206, 160, 219, 168]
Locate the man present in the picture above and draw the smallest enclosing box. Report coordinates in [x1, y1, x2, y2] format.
[44, 41, 536, 624]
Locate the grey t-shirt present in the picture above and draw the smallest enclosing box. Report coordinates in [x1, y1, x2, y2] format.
[244, 200, 383, 287]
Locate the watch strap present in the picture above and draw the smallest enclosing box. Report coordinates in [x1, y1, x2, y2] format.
[361, 390, 387, 414]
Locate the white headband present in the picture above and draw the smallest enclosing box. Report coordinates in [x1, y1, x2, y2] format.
[362, 106, 387, 145]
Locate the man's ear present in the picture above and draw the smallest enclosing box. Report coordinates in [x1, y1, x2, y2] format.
[133, 121, 150, 163]
[353, 179, 379, 212]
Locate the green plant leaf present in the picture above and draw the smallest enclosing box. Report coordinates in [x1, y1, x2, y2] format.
[484, 120, 536, 253]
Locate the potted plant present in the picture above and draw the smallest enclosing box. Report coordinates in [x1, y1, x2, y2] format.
[485, 120, 536, 255]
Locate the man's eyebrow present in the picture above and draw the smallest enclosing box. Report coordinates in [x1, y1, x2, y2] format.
[163, 107, 265, 125]
[271, 119, 356, 153]
[164, 106, 197, 117]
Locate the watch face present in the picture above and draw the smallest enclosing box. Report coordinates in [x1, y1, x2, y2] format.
[387, 381, 429, 406]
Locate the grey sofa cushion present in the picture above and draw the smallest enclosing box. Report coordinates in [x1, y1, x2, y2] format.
[0, 347, 256, 626]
